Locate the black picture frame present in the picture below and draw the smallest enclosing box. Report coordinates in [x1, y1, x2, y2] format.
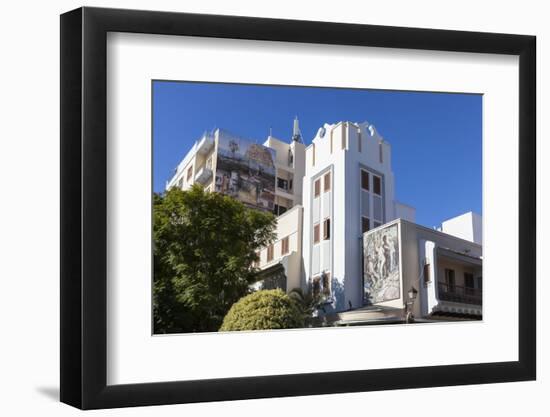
[60, 6, 536, 410]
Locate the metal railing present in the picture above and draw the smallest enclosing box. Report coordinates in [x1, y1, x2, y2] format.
[438, 282, 482, 305]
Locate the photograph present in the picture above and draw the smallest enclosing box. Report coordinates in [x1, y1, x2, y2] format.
[152, 81, 483, 334]
[53, 4, 538, 411]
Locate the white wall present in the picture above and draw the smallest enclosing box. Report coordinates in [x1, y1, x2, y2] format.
[441, 211, 483, 244]
[257, 205, 303, 290]
[0, 1, 546, 417]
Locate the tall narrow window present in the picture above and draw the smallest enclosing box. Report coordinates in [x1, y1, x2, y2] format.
[322, 272, 331, 295]
[312, 276, 321, 298]
[373, 175, 382, 195]
[361, 170, 370, 191]
[341, 123, 346, 149]
[361, 217, 370, 233]
[267, 245, 274, 263]
[323, 218, 331, 240]
[281, 237, 289, 255]
[187, 166, 193, 182]
[313, 223, 320, 244]
[379, 141, 384, 163]
[324, 172, 331, 192]
[464, 272, 475, 295]
[358, 130, 362, 152]
[314, 178, 321, 198]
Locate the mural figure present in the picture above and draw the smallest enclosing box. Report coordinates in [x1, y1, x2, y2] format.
[214, 132, 276, 211]
[363, 224, 400, 303]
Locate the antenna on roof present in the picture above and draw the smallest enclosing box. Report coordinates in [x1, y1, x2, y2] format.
[292, 115, 303, 143]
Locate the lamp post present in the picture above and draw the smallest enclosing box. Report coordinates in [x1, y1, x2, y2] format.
[405, 286, 418, 324]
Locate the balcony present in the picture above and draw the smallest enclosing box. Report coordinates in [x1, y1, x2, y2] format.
[194, 166, 213, 184]
[438, 282, 482, 306]
[196, 133, 215, 155]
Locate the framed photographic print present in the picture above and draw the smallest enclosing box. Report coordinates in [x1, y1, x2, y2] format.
[60, 6, 536, 410]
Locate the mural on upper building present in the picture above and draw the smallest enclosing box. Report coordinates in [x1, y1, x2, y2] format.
[215, 132, 276, 211]
[363, 224, 400, 304]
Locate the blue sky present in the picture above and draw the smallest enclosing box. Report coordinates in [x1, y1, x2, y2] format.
[153, 81, 482, 228]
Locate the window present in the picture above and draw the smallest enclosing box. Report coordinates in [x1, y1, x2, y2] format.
[379, 141, 384, 163]
[323, 218, 330, 240]
[289, 179, 293, 190]
[313, 223, 320, 244]
[288, 149, 293, 166]
[314, 178, 321, 198]
[373, 175, 382, 195]
[444, 269, 456, 292]
[267, 245, 274, 263]
[322, 272, 331, 295]
[341, 123, 346, 149]
[281, 237, 289, 255]
[361, 170, 369, 191]
[358, 131, 362, 153]
[273, 204, 287, 216]
[464, 272, 475, 295]
[312, 276, 321, 298]
[187, 166, 193, 181]
[277, 177, 289, 190]
[324, 172, 331, 192]
[361, 217, 370, 233]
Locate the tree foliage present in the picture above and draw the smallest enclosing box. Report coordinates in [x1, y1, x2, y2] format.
[220, 289, 304, 331]
[153, 185, 276, 333]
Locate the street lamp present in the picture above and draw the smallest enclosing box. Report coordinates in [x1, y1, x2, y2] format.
[405, 286, 418, 324]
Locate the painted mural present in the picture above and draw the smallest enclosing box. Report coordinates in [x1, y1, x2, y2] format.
[215, 132, 276, 211]
[363, 224, 400, 303]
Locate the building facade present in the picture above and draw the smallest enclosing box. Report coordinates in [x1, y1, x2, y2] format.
[166, 118, 482, 323]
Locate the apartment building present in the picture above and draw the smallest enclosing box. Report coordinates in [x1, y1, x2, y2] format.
[166, 118, 482, 323]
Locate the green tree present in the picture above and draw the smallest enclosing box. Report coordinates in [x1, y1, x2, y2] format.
[220, 289, 304, 331]
[287, 287, 317, 324]
[153, 185, 276, 333]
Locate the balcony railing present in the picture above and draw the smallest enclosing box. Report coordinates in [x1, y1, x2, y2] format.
[194, 166, 213, 184]
[438, 282, 482, 305]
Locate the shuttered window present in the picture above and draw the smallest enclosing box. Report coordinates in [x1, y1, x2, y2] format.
[281, 237, 289, 255]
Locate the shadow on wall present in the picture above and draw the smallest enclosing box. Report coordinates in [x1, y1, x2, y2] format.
[317, 277, 346, 316]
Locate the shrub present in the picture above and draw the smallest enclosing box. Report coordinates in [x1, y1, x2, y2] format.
[220, 289, 304, 331]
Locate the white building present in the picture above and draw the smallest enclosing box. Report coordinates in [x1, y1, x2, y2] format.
[301, 121, 416, 313]
[167, 118, 482, 323]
